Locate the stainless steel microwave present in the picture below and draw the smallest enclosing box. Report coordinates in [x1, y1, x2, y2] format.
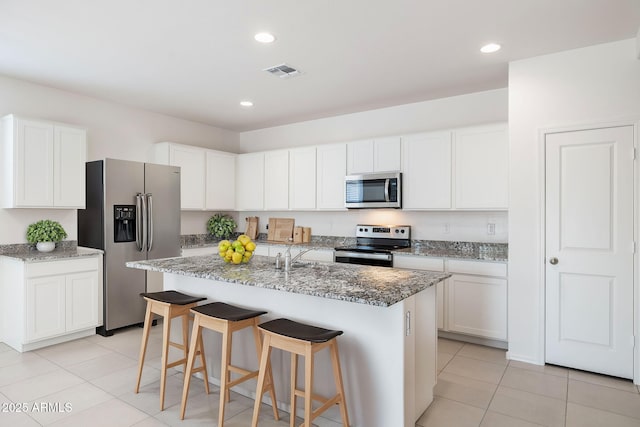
[345, 172, 402, 208]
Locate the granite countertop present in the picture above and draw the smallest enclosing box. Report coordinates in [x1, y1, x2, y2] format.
[181, 234, 508, 262]
[126, 255, 450, 307]
[0, 245, 103, 262]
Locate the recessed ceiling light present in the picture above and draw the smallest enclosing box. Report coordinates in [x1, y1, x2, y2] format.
[254, 32, 276, 43]
[240, 101, 254, 107]
[480, 43, 501, 53]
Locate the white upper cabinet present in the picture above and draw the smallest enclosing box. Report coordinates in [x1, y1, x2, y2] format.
[347, 136, 401, 174]
[264, 150, 289, 210]
[236, 152, 264, 210]
[1, 115, 86, 208]
[154, 142, 237, 211]
[168, 144, 206, 210]
[289, 147, 316, 210]
[316, 143, 347, 210]
[402, 132, 452, 209]
[453, 124, 508, 209]
[206, 150, 236, 210]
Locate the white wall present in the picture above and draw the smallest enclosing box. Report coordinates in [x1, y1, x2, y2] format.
[235, 210, 507, 243]
[0, 74, 238, 244]
[239, 88, 507, 152]
[508, 39, 640, 364]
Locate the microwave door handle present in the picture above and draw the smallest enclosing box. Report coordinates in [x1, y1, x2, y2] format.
[384, 178, 390, 202]
[135, 194, 144, 251]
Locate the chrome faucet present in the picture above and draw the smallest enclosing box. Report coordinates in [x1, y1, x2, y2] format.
[284, 246, 315, 271]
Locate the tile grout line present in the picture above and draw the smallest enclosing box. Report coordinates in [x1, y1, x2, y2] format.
[476, 357, 510, 426]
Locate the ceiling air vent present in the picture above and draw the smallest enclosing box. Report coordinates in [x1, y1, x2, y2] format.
[263, 63, 302, 79]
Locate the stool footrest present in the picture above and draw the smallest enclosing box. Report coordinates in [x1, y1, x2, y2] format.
[227, 371, 258, 389]
[166, 358, 188, 369]
[228, 365, 253, 376]
[169, 342, 187, 350]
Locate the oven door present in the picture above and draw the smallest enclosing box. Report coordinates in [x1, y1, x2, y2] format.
[334, 250, 393, 267]
[345, 173, 401, 208]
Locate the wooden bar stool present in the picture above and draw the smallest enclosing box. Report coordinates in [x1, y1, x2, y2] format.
[251, 318, 349, 427]
[135, 290, 208, 410]
[180, 302, 279, 427]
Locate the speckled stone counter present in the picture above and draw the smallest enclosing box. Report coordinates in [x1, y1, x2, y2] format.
[0, 242, 103, 262]
[126, 254, 449, 307]
[181, 233, 507, 261]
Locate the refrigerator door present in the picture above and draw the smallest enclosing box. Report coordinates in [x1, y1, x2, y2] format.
[104, 159, 147, 331]
[144, 163, 181, 260]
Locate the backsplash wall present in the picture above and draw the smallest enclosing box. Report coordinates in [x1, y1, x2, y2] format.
[182, 210, 508, 243]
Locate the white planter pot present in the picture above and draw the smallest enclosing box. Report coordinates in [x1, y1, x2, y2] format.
[36, 242, 56, 252]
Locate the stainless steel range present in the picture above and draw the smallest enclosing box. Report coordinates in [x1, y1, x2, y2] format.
[334, 225, 411, 267]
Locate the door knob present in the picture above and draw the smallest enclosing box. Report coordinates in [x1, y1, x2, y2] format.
[549, 257, 558, 265]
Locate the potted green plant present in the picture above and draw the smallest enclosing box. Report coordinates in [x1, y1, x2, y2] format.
[207, 214, 237, 239]
[26, 219, 68, 252]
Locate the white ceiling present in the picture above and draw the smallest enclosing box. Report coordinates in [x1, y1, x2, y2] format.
[1, 1, 638, 132]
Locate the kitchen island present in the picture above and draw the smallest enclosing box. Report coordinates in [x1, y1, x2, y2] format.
[126, 255, 450, 427]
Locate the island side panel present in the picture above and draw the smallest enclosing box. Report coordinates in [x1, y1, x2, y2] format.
[164, 272, 413, 427]
[414, 284, 437, 420]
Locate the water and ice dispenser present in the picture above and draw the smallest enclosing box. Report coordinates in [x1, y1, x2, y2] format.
[114, 205, 136, 242]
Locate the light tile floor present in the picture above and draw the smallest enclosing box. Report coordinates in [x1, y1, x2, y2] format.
[1, 328, 639, 426]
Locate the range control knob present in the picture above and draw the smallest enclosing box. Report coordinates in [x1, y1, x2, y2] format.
[400, 229, 405, 234]
[359, 228, 363, 232]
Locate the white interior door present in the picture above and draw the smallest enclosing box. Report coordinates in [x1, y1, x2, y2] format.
[545, 125, 634, 379]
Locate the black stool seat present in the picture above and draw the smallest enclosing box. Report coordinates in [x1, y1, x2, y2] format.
[259, 318, 343, 343]
[192, 302, 267, 322]
[140, 290, 206, 305]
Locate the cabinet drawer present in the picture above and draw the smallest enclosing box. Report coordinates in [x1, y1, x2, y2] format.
[393, 255, 444, 272]
[26, 256, 99, 278]
[447, 259, 506, 277]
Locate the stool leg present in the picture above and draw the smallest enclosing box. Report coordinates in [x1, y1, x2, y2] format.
[181, 313, 190, 369]
[252, 334, 272, 427]
[180, 316, 201, 420]
[159, 306, 172, 411]
[135, 301, 153, 393]
[330, 340, 350, 427]
[252, 323, 279, 421]
[290, 353, 298, 427]
[303, 345, 313, 427]
[218, 323, 232, 427]
[197, 328, 210, 395]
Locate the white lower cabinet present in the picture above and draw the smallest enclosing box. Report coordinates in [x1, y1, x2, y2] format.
[394, 255, 507, 342]
[1, 255, 102, 352]
[445, 259, 507, 341]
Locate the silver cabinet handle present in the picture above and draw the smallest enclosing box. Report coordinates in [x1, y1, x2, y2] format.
[549, 257, 558, 265]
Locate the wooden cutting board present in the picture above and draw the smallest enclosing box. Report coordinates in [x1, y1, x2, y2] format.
[267, 217, 295, 242]
[245, 217, 259, 239]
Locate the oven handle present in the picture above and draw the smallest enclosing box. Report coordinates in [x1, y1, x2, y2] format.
[334, 251, 392, 261]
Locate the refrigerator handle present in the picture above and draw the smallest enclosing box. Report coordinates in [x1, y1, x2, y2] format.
[135, 193, 144, 251]
[140, 193, 148, 253]
[146, 193, 153, 251]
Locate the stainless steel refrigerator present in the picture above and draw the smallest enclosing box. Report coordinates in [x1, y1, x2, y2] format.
[78, 158, 181, 336]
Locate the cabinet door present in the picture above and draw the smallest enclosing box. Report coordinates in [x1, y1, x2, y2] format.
[447, 274, 507, 340]
[402, 132, 452, 209]
[264, 150, 289, 210]
[169, 144, 205, 210]
[373, 136, 401, 172]
[236, 152, 264, 210]
[26, 275, 66, 341]
[316, 143, 346, 210]
[66, 271, 99, 332]
[15, 118, 54, 207]
[454, 124, 508, 209]
[289, 147, 316, 210]
[54, 125, 87, 208]
[347, 140, 374, 174]
[206, 150, 236, 210]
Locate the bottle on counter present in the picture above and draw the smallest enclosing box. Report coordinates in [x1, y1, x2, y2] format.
[275, 252, 282, 269]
